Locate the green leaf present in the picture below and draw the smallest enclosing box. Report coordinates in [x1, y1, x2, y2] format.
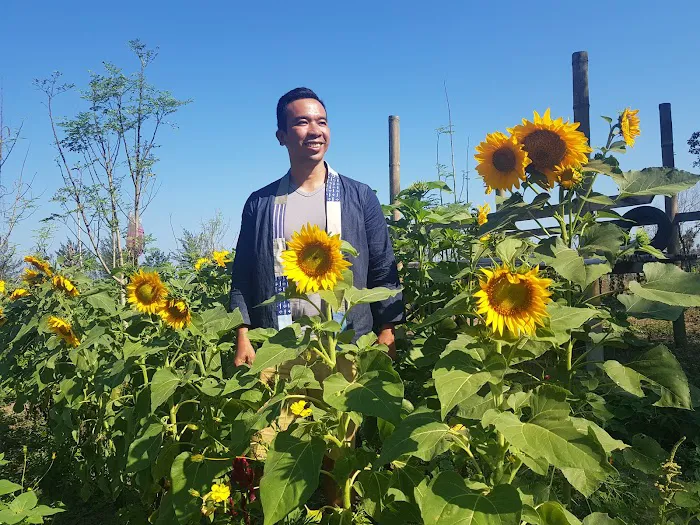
[246, 343, 300, 376]
[600, 345, 691, 409]
[340, 240, 359, 257]
[9, 491, 38, 513]
[535, 238, 586, 287]
[628, 262, 700, 307]
[547, 304, 596, 332]
[482, 409, 613, 496]
[378, 411, 452, 464]
[579, 223, 626, 259]
[457, 392, 498, 420]
[259, 431, 325, 525]
[581, 193, 615, 206]
[344, 286, 401, 306]
[317, 289, 340, 311]
[611, 167, 700, 199]
[0, 480, 22, 497]
[126, 418, 164, 473]
[528, 501, 582, 525]
[323, 369, 404, 425]
[417, 472, 521, 525]
[584, 263, 611, 288]
[570, 417, 628, 453]
[617, 293, 683, 321]
[86, 292, 117, 314]
[583, 159, 620, 177]
[582, 512, 626, 525]
[496, 239, 523, 265]
[622, 434, 667, 475]
[150, 368, 180, 411]
[433, 350, 506, 420]
[170, 453, 229, 525]
[354, 471, 391, 519]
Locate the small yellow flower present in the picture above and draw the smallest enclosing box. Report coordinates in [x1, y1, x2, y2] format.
[22, 268, 42, 284]
[47, 316, 80, 347]
[619, 107, 641, 147]
[209, 483, 231, 503]
[0, 280, 6, 293]
[24, 255, 53, 276]
[555, 165, 583, 189]
[477, 203, 490, 226]
[290, 400, 313, 418]
[51, 452, 57, 460]
[212, 250, 232, 268]
[10, 288, 30, 300]
[191, 454, 205, 463]
[194, 258, 210, 271]
[451, 423, 466, 432]
[52, 275, 80, 297]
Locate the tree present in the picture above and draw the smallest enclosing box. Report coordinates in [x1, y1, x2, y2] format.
[144, 247, 169, 268]
[34, 40, 191, 282]
[677, 184, 700, 267]
[172, 211, 231, 267]
[689, 131, 700, 168]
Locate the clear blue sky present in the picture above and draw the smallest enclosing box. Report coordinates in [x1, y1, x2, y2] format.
[2, 0, 699, 255]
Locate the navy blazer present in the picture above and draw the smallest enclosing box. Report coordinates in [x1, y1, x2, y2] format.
[229, 173, 404, 337]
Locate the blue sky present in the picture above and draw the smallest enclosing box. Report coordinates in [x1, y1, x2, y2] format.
[2, 0, 699, 256]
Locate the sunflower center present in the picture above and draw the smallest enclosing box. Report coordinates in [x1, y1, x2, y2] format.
[522, 130, 566, 170]
[136, 283, 157, 303]
[492, 147, 517, 173]
[489, 276, 531, 315]
[297, 243, 332, 277]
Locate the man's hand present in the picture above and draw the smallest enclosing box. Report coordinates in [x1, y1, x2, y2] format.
[377, 324, 396, 360]
[234, 327, 256, 367]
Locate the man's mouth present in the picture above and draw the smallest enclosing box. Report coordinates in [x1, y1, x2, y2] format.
[304, 141, 324, 150]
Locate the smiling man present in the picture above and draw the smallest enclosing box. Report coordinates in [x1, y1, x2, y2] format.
[230, 87, 403, 367]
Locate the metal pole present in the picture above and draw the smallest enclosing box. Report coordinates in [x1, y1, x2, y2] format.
[572, 51, 603, 368]
[659, 102, 687, 347]
[389, 115, 401, 221]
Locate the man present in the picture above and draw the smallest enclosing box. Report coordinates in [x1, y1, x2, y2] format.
[230, 87, 403, 366]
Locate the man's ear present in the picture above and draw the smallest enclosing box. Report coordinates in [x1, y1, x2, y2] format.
[275, 129, 285, 146]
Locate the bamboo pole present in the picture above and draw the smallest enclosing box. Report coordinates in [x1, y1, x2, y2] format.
[659, 102, 687, 347]
[389, 116, 401, 221]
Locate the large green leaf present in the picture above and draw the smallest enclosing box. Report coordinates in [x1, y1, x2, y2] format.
[0, 480, 22, 497]
[617, 293, 684, 321]
[259, 431, 325, 525]
[150, 368, 181, 411]
[600, 345, 691, 409]
[86, 291, 118, 314]
[433, 349, 506, 420]
[522, 501, 582, 525]
[547, 304, 596, 332]
[535, 237, 586, 287]
[628, 262, 700, 307]
[126, 417, 164, 473]
[584, 263, 612, 289]
[354, 471, 391, 519]
[482, 409, 613, 496]
[579, 223, 626, 260]
[378, 411, 452, 464]
[417, 472, 521, 525]
[622, 434, 667, 475]
[246, 343, 300, 376]
[611, 167, 700, 199]
[582, 513, 626, 525]
[569, 418, 627, 454]
[344, 286, 401, 306]
[170, 452, 229, 525]
[323, 369, 404, 425]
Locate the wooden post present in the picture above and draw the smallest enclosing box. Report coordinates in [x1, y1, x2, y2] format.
[389, 115, 401, 221]
[659, 102, 687, 347]
[573, 51, 603, 369]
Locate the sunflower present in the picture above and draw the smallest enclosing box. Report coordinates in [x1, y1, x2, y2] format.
[212, 250, 232, 268]
[474, 132, 530, 193]
[474, 264, 552, 337]
[619, 108, 640, 147]
[0, 280, 5, 293]
[47, 316, 80, 347]
[126, 270, 168, 314]
[510, 109, 592, 187]
[555, 165, 583, 189]
[207, 483, 231, 504]
[24, 255, 53, 276]
[159, 298, 192, 330]
[22, 268, 42, 284]
[290, 400, 312, 418]
[10, 288, 30, 300]
[477, 203, 490, 226]
[281, 224, 352, 293]
[194, 258, 210, 271]
[52, 275, 80, 297]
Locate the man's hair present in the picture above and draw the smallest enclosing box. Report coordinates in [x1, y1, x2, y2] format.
[276, 87, 326, 131]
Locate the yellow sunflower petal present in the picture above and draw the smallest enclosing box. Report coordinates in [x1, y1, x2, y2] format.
[127, 270, 169, 314]
[474, 132, 530, 193]
[619, 108, 640, 147]
[159, 299, 192, 330]
[47, 315, 80, 347]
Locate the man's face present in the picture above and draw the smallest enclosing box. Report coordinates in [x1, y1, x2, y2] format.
[277, 98, 330, 164]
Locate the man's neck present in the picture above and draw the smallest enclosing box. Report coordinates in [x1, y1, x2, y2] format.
[289, 160, 327, 192]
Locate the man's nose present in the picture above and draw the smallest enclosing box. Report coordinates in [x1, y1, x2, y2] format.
[308, 121, 322, 136]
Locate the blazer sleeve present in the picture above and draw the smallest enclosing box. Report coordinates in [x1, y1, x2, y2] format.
[229, 195, 256, 325]
[363, 186, 405, 329]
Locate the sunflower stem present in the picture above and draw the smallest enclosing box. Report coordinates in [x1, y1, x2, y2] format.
[325, 303, 337, 370]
